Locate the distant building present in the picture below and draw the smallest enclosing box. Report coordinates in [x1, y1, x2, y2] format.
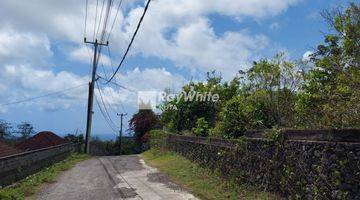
[16, 131, 68, 151]
[0, 140, 22, 158]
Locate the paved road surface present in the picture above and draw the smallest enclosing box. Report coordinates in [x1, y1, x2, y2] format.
[36, 155, 197, 200]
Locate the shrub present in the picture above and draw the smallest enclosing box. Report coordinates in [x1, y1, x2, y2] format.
[192, 117, 209, 137]
[148, 130, 169, 150]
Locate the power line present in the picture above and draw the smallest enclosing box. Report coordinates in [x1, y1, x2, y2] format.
[99, 46, 127, 114]
[84, 0, 88, 38]
[93, 0, 99, 40]
[107, 0, 123, 41]
[104, 46, 126, 113]
[96, 0, 106, 40]
[106, 0, 152, 83]
[96, 0, 113, 80]
[0, 83, 87, 107]
[95, 80, 118, 129]
[97, 75, 137, 94]
[94, 94, 119, 133]
[97, 73, 127, 114]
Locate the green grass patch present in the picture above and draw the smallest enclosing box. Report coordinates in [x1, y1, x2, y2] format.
[142, 149, 281, 200]
[0, 153, 89, 200]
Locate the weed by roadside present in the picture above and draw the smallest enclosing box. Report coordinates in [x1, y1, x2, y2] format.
[142, 149, 281, 200]
[0, 154, 89, 200]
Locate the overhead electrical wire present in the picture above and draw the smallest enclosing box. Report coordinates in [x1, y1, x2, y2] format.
[94, 94, 119, 133]
[106, 0, 152, 83]
[95, 80, 118, 129]
[97, 76, 137, 94]
[96, 0, 112, 77]
[96, 0, 106, 40]
[93, 0, 99, 41]
[107, 0, 123, 41]
[0, 83, 88, 107]
[84, 0, 88, 38]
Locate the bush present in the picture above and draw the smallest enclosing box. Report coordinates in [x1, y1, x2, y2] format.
[148, 130, 169, 150]
[192, 118, 209, 137]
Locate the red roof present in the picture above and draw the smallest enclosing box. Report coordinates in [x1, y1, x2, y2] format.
[16, 131, 68, 151]
[0, 140, 22, 158]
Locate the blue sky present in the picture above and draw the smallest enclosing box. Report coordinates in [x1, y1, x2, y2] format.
[0, 0, 356, 140]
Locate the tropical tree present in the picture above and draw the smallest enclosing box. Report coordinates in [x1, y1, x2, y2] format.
[0, 120, 12, 140]
[129, 110, 159, 144]
[16, 122, 35, 140]
[296, 3, 360, 128]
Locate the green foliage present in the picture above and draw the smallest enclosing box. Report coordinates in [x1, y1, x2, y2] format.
[16, 122, 35, 140]
[64, 133, 84, 144]
[148, 129, 169, 150]
[142, 149, 279, 200]
[129, 109, 160, 144]
[192, 117, 209, 137]
[160, 71, 240, 133]
[159, 3, 360, 138]
[296, 3, 360, 129]
[0, 120, 12, 140]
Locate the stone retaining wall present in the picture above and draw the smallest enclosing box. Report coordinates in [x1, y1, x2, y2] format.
[0, 143, 80, 187]
[166, 129, 360, 199]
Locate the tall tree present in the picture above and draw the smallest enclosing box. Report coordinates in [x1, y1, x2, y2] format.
[129, 110, 159, 144]
[0, 120, 12, 140]
[16, 122, 35, 140]
[296, 3, 360, 128]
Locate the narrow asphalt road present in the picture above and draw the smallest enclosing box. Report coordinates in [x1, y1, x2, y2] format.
[36, 155, 198, 200]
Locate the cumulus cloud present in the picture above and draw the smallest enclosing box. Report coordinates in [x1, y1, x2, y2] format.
[117, 0, 295, 78]
[98, 67, 187, 106]
[69, 46, 112, 67]
[0, 0, 299, 79]
[0, 0, 300, 113]
[0, 26, 52, 66]
[0, 65, 89, 111]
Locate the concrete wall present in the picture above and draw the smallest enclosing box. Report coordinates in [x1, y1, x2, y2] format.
[0, 143, 80, 187]
[166, 129, 360, 199]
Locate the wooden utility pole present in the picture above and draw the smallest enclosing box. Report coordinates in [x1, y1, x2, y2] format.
[84, 37, 108, 154]
[117, 113, 127, 154]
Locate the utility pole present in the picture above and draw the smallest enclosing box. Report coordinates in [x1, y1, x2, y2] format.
[84, 37, 108, 154]
[117, 113, 127, 154]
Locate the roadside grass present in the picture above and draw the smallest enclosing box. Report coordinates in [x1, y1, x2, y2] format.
[0, 153, 89, 200]
[142, 149, 281, 200]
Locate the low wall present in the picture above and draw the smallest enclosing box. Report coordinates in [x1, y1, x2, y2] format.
[0, 143, 80, 187]
[166, 129, 360, 199]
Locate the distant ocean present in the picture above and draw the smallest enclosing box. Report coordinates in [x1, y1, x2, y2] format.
[93, 132, 133, 141]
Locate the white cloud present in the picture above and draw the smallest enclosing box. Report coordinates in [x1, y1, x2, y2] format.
[99, 67, 187, 106]
[116, 0, 296, 78]
[0, 0, 300, 112]
[69, 46, 112, 67]
[0, 26, 52, 66]
[302, 50, 313, 62]
[0, 65, 89, 111]
[0, 0, 299, 79]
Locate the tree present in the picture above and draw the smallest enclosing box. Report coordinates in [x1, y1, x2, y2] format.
[64, 133, 84, 144]
[192, 117, 209, 137]
[16, 122, 35, 140]
[296, 3, 360, 128]
[247, 53, 303, 127]
[0, 120, 12, 140]
[129, 110, 159, 144]
[160, 71, 240, 132]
